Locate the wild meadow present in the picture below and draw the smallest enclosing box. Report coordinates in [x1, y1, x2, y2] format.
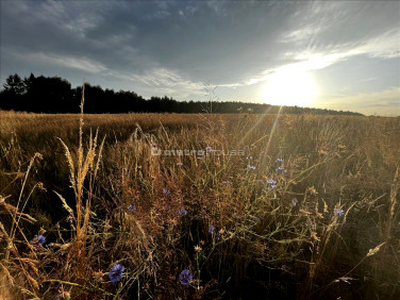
[0, 100, 399, 299]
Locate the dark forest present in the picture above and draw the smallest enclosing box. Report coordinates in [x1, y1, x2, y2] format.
[1, 73, 363, 115]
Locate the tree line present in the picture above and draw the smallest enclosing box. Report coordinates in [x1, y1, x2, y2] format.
[0, 73, 363, 115]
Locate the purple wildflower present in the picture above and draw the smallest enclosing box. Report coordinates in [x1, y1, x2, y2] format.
[31, 235, 46, 246]
[276, 158, 284, 163]
[208, 225, 215, 235]
[222, 180, 230, 184]
[247, 165, 256, 170]
[163, 188, 170, 195]
[109, 264, 125, 283]
[205, 146, 212, 153]
[179, 208, 188, 216]
[267, 179, 277, 190]
[176, 162, 183, 166]
[127, 204, 137, 211]
[179, 269, 193, 286]
[334, 208, 344, 217]
[277, 167, 287, 175]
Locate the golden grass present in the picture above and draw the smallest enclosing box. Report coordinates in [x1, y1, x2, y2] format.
[0, 105, 399, 299]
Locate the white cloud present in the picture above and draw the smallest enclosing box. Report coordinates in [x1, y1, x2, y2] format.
[109, 68, 205, 99]
[22, 52, 107, 73]
[319, 87, 400, 116]
[281, 26, 322, 43]
[357, 29, 400, 59]
[207, 0, 227, 16]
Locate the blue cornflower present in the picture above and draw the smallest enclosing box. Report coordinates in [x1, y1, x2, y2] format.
[109, 264, 125, 283]
[179, 269, 193, 285]
[179, 208, 188, 216]
[276, 158, 284, 163]
[334, 208, 344, 217]
[277, 167, 287, 175]
[267, 179, 277, 190]
[31, 235, 46, 246]
[205, 146, 212, 153]
[208, 225, 215, 235]
[163, 188, 170, 195]
[127, 204, 137, 211]
[247, 165, 256, 170]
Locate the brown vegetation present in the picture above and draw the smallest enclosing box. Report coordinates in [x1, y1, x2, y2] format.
[0, 106, 399, 299]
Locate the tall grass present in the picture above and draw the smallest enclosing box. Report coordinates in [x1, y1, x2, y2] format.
[56, 84, 105, 278]
[0, 101, 399, 298]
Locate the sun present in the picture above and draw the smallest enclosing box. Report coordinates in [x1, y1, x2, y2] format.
[262, 69, 316, 107]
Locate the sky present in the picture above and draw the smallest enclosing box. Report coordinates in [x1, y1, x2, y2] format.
[1, 0, 399, 116]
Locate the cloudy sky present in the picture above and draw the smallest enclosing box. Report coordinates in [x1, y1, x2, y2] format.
[1, 0, 399, 115]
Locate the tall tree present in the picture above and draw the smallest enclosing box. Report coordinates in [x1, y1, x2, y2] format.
[2, 74, 27, 95]
[0, 74, 27, 110]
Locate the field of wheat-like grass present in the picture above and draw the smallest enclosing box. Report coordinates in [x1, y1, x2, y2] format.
[0, 107, 399, 299]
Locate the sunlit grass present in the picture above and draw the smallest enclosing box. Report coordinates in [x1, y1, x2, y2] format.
[0, 104, 399, 299]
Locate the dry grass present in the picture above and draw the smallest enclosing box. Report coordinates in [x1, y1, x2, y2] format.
[0, 103, 399, 299]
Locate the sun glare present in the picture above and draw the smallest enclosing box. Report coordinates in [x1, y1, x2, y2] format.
[262, 70, 316, 107]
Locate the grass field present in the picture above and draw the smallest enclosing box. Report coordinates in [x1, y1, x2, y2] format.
[0, 107, 399, 299]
